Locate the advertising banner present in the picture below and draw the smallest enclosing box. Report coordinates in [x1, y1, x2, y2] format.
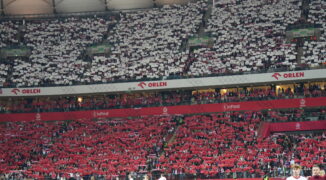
[0, 69, 325, 97]
[269, 121, 326, 132]
[0, 97, 325, 122]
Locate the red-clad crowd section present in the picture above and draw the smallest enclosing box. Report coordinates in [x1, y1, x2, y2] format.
[159, 113, 325, 178]
[0, 110, 325, 179]
[0, 116, 175, 179]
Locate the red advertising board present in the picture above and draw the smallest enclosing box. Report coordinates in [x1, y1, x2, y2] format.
[0, 97, 325, 122]
[269, 120, 326, 132]
[199, 179, 263, 180]
[261, 120, 326, 137]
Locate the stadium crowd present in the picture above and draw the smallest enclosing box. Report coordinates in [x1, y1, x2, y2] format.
[0, 112, 325, 179]
[189, 0, 301, 76]
[159, 113, 325, 179]
[0, 116, 176, 179]
[104, 1, 207, 81]
[0, 0, 207, 87]
[0, 0, 324, 87]
[302, 0, 326, 67]
[0, 0, 325, 179]
[0, 21, 20, 48]
[11, 16, 115, 87]
[1, 83, 325, 113]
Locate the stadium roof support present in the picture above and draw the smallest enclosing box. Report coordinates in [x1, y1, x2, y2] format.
[54, 0, 106, 13]
[3, 0, 53, 15]
[0, 0, 153, 16]
[107, 0, 153, 10]
[54, 0, 64, 6]
[2, 0, 17, 16]
[0, 0, 4, 15]
[41, 0, 52, 8]
[4, 0, 15, 7]
[103, 0, 108, 11]
[52, 0, 56, 14]
[96, 0, 108, 11]
[53, 0, 63, 13]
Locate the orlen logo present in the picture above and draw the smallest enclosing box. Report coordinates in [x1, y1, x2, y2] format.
[137, 81, 168, 89]
[138, 82, 147, 89]
[272, 73, 282, 80]
[272, 72, 304, 80]
[11, 88, 20, 95]
[11, 88, 41, 95]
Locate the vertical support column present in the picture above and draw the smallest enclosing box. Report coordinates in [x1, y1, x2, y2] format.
[1, 0, 5, 16]
[52, 0, 57, 14]
[104, 0, 108, 11]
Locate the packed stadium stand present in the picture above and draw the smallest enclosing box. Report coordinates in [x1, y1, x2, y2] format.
[105, 1, 207, 80]
[0, 21, 19, 48]
[12, 16, 116, 87]
[0, 111, 325, 179]
[0, 0, 324, 87]
[159, 113, 325, 178]
[189, 0, 301, 75]
[0, 0, 326, 179]
[302, 0, 326, 67]
[0, 116, 174, 179]
[0, 84, 325, 113]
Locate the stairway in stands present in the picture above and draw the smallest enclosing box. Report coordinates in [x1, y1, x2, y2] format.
[295, 0, 317, 66]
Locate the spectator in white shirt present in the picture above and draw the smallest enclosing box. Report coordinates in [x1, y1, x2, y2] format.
[158, 174, 167, 180]
[286, 164, 307, 180]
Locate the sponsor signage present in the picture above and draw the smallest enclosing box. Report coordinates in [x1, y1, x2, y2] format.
[271, 72, 304, 80]
[138, 81, 168, 89]
[35, 113, 41, 121]
[0, 69, 325, 97]
[0, 97, 325, 122]
[269, 120, 326, 133]
[263, 120, 326, 138]
[223, 104, 241, 110]
[11, 88, 41, 95]
[300, 99, 306, 108]
[162, 107, 169, 115]
[93, 111, 110, 118]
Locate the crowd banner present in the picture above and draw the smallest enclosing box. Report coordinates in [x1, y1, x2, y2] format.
[0, 69, 326, 97]
[0, 97, 325, 122]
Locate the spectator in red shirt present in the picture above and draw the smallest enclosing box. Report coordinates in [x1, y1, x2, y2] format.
[308, 165, 325, 180]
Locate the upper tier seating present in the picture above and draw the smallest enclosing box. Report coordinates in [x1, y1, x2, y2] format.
[10, 17, 113, 87]
[187, 0, 301, 76]
[302, 0, 326, 67]
[0, 0, 325, 87]
[0, 21, 19, 48]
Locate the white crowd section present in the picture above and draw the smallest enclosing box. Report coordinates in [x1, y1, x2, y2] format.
[0, 0, 325, 87]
